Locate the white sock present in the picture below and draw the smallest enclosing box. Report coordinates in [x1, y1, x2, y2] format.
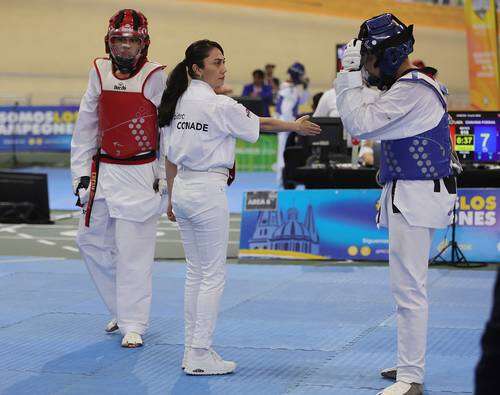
[192, 347, 209, 358]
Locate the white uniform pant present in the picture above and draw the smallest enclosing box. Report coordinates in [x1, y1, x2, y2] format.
[172, 170, 229, 349]
[387, 201, 435, 384]
[76, 199, 158, 335]
[276, 131, 289, 187]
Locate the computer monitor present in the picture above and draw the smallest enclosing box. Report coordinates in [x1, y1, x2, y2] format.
[306, 117, 348, 165]
[232, 96, 266, 117]
[449, 111, 500, 164]
[0, 171, 51, 223]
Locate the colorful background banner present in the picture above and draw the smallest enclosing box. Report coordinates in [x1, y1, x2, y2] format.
[0, 106, 78, 152]
[235, 134, 277, 172]
[0, 106, 276, 172]
[239, 188, 500, 263]
[464, 0, 499, 110]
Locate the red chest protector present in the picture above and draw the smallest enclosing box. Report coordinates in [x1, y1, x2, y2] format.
[94, 58, 165, 163]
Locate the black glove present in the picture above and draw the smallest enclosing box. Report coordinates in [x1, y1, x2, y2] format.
[75, 176, 90, 207]
[75, 176, 90, 196]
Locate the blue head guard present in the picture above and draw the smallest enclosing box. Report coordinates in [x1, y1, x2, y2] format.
[358, 14, 414, 87]
[287, 62, 305, 84]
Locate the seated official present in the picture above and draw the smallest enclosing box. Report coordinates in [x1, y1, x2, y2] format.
[242, 69, 273, 117]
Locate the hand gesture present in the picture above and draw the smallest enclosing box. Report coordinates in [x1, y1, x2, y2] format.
[294, 115, 321, 136]
[153, 178, 168, 195]
[167, 200, 176, 222]
[342, 39, 362, 72]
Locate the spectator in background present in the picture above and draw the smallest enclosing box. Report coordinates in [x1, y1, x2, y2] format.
[297, 92, 323, 118]
[242, 69, 273, 117]
[313, 84, 339, 117]
[264, 63, 280, 102]
[275, 62, 310, 187]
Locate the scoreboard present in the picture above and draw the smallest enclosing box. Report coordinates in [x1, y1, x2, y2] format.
[449, 111, 499, 163]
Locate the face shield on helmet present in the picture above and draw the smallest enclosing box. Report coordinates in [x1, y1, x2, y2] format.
[105, 9, 150, 74]
[358, 13, 414, 89]
[108, 32, 144, 70]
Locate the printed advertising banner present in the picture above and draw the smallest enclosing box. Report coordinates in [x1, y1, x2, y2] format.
[0, 106, 276, 171]
[239, 188, 500, 263]
[0, 106, 79, 152]
[464, 0, 499, 110]
[235, 134, 277, 172]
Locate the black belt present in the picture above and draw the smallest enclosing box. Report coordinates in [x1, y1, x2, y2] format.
[99, 150, 156, 165]
[391, 176, 457, 214]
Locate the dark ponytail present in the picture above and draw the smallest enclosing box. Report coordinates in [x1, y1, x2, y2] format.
[158, 39, 224, 127]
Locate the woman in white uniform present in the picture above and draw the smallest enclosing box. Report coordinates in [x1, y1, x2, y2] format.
[158, 40, 321, 376]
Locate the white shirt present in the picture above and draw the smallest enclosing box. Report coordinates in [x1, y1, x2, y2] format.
[335, 70, 455, 229]
[163, 79, 260, 170]
[313, 87, 339, 117]
[70, 65, 167, 222]
[314, 84, 382, 118]
[276, 82, 309, 121]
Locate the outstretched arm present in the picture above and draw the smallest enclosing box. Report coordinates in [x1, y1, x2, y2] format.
[259, 115, 321, 136]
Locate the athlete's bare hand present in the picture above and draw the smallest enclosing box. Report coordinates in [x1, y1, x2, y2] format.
[295, 115, 321, 136]
[167, 201, 176, 222]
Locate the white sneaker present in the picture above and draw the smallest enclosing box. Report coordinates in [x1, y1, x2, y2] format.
[380, 366, 397, 380]
[184, 348, 236, 376]
[182, 347, 190, 370]
[121, 332, 143, 348]
[105, 318, 119, 333]
[377, 381, 423, 395]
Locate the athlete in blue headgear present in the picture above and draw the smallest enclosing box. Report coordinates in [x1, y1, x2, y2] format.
[335, 13, 459, 395]
[275, 62, 310, 187]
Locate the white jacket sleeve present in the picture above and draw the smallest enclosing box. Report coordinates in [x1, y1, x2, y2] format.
[70, 68, 100, 191]
[216, 96, 260, 143]
[335, 71, 444, 141]
[143, 69, 167, 179]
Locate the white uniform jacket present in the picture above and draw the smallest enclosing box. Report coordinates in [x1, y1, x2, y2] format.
[335, 70, 456, 229]
[71, 61, 167, 222]
[276, 82, 309, 122]
[162, 79, 260, 170]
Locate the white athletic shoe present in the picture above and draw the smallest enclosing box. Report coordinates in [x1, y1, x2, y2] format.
[377, 381, 423, 395]
[182, 347, 190, 370]
[380, 366, 397, 380]
[105, 318, 119, 333]
[121, 332, 143, 348]
[184, 348, 236, 375]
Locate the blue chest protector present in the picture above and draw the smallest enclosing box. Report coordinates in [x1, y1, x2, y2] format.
[379, 71, 452, 184]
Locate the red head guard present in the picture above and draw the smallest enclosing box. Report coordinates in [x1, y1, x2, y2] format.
[105, 9, 150, 74]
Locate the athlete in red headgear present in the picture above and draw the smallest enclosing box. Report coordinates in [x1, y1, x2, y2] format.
[71, 9, 167, 348]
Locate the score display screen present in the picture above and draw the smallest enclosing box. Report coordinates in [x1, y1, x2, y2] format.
[449, 111, 499, 163]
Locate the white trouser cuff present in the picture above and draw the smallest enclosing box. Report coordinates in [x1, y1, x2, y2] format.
[119, 323, 147, 336]
[397, 368, 424, 385]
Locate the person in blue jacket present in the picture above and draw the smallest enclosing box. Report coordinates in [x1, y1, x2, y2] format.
[242, 69, 273, 117]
